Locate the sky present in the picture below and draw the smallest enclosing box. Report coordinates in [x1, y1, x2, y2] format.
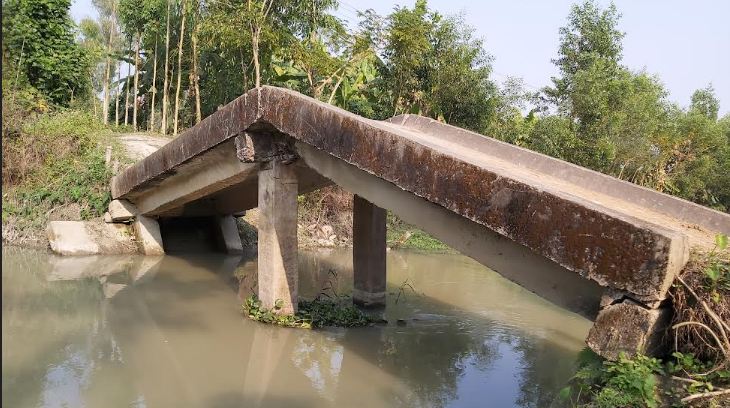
[71, 0, 730, 115]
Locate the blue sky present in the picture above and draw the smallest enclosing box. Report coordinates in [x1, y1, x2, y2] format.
[71, 0, 730, 115]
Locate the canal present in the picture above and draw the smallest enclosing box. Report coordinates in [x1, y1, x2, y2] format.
[2, 246, 590, 407]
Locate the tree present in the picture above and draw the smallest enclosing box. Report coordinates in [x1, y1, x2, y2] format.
[189, 0, 202, 124]
[534, 0, 729, 210]
[547, 0, 624, 111]
[690, 84, 720, 121]
[486, 77, 535, 146]
[541, 0, 670, 181]
[91, 0, 119, 124]
[115, 59, 122, 125]
[378, 0, 496, 131]
[281, 0, 346, 100]
[119, 0, 165, 130]
[173, 0, 187, 136]
[662, 107, 726, 206]
[161, 0, 172, 134]
[123, 37, 132, 126]
[248, 0, 276, 88]
[3, 0, 91, 105]
[77, 18, 106, 116]
[150, 36, 160, 130]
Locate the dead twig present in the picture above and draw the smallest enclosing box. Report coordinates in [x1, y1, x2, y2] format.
[394, 279, 416, 305]
[680, 388, 730, 404]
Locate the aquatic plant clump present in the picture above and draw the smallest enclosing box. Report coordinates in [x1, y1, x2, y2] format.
[242, 295, 374, 329]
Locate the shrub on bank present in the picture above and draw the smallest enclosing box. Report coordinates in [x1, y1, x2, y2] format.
[2, 107, 119, 245]
[559, 235, 730, 407]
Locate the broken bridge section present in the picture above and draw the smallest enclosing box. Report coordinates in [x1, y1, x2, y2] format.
[110, 86, 730, 359]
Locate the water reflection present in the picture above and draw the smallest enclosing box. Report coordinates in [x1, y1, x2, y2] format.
[3, 246, 590, 407]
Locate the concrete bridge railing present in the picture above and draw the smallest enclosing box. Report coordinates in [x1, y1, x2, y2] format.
[108, 86, 730, 360]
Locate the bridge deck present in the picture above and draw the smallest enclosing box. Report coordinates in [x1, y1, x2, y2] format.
[382, 117, 722, 249]
[112, 86, 730, 305]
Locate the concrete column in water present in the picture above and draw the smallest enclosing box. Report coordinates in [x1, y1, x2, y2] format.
[257, 160, 299, 314]
[353, 194, 387, 307]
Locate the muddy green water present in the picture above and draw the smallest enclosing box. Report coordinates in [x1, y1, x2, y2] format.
[2, 246, 590, 407]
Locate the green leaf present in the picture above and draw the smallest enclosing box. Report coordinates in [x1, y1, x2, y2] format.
[558, 386, 571, 401]
[716, 234, 728, 251]
[705, 264, 721, 281]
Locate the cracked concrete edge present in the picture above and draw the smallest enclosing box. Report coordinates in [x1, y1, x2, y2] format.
[587, 298, 672, 360]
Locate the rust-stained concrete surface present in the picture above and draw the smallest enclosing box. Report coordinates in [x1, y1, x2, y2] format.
[586, 300, 672, 360]
[111, 86, 730, 358]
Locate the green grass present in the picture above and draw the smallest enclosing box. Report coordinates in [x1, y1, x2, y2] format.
[386, 212, 453, 251]
[2, 109, 124, 241]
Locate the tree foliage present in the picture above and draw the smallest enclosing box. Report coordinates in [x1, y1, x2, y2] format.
[3, 0, 91, 105]
[2, 0, 727, 211]
[530, 0, 729, 210]
[378, 0, 496, 129]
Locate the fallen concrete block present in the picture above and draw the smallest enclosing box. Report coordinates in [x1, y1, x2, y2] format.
[47, 221, 137, 256]
[586, 300, 671, 360]
[108, 199, 137, 222]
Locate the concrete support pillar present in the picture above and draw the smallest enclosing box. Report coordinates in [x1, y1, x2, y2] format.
[257, 160, 299, 314]
[215, 215, 244, 254]
[134, 215, 165, 255]
[352, 195, 387, 307]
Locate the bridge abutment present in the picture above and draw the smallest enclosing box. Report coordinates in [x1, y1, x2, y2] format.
[352, 195, 387, 308]
[134, 215, 165, 255]
[214, 215, 244, 254]
[257, 160, 299, 314]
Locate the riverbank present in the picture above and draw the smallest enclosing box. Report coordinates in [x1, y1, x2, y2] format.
[558, 241, 729, 407]
[0, 106, 449, 253]
[3, 109, 124, 247]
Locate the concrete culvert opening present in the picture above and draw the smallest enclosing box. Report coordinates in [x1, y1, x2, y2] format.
[160, 217, 230, 254]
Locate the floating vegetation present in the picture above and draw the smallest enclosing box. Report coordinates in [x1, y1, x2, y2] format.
[242, 295, 374, 329]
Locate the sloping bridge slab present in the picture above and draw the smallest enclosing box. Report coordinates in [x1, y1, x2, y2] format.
[112, 87, 730, 352]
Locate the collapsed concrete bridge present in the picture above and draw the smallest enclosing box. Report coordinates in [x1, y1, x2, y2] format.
[109, 86, 730, 359]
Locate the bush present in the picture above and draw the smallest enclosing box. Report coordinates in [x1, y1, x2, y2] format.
[560, 350, 664, 407]
[2, 108, 117, 243]
[670, 235, 730, 363]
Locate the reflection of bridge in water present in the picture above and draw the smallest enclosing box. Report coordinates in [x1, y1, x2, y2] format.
[109, 86, 730, 359]
[25, 249, 587, 407]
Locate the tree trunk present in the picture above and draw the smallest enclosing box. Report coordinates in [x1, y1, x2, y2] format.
[161, 0, 172, 134]
[102, 3, 117, 124]
[102, 56, 111, 124]
[240, 48, 249, 92]
[149, 37, 158, 131]
[124, 39, 131, 126]
[173, 0, 187, 136]
[115, 60, 121, 126]
[252, 27, 261, 88]
[191, 10, 201, 124]
[132, 31, 140, 130]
